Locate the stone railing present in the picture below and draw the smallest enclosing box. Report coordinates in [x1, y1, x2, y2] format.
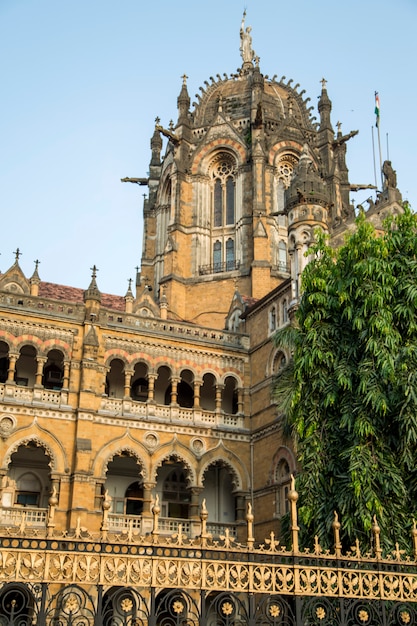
[207, 522, 237, 538]
[0, 506, 47, 528]
[0, 383, 69, 407]
[99, 397, 246, 429]
[102, 313, 249, 349]
[108, 513, 142, 532]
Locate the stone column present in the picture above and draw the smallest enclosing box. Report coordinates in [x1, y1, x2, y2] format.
[6, 353, 18, 383]
[35, 357, 47, 388]
[124, 369, 133, 399]
[237, 387, 244, 414]
[215, 384, 224, 413]
[147, 373, 156, 403]
[170, 377, 180, 405]
[63, 361, 70, 390]
[193, 379, 202, 408]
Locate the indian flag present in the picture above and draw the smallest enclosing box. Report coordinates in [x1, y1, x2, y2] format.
[375, 92, 380, 127]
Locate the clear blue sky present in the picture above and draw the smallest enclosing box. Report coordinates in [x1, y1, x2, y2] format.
[1, 0, 415, 295]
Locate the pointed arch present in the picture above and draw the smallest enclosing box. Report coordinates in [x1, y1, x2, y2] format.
[92, 439, 148, 480]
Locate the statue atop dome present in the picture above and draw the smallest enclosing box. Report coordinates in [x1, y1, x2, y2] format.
[240, 10, 255, 65]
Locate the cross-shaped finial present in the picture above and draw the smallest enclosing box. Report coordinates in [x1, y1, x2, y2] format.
[321, 77, 327, 89]
[34, 259, 40, 270]
[13, 248, 21, 262]
[90, 265, 98, 279]
[181, 74, 188, 85]
[128, 278, 132, 290]
[155, 116, 161, 125]
[135, 266, 139, 274]
[336, 120, 342, 133]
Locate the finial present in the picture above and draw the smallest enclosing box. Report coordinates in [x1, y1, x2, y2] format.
[336, 120, 342, 134]
[13, 248, 21, 262]
[155, 116, 161, 125]
[321, 77, 327, 89]
[181, 73, 188, 85]
[90, 265, 98, 279]
[34, 259, 40, 270]
[128, 278, 132, 290]
[169, 119, 174, 130]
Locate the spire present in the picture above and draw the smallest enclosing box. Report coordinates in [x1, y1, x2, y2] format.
[30, 259, 41, 283]
[30, 259, 41, 297]
[318, 78, 333, 133]
[177, 74, 190, 124]
[83, 265, 101, 303]
[150, 118, 163, 166]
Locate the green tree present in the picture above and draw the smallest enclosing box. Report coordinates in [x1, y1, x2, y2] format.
[274, 204, 417, 552]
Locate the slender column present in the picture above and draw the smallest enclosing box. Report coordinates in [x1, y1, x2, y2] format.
[235, 492, 246, 522]
[215, 384, 224, 412]
[62, 361, 70, 390]
[193, 379, 202, 408]
[170, 377, 180, 405]
[189, 487, 203, 519]
[142, 482, 156, 518]
[124, 369, 133, 399]
[237, 387, 244, 414]
[35, 357, 47, 387]
[7, 353, 18, 383]
[147, 373, 156, 403]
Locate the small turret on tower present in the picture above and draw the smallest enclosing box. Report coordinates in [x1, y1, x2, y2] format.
[285, 145, 331, 312]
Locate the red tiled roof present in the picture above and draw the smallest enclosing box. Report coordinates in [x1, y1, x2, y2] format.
[38, 282, 126, 312]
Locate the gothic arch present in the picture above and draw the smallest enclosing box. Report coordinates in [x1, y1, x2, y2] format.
[151, 444, 197, 486]
[198, 445, 248, 491]
[269, 445, 296, 485]
[0, 330, 18, 350]
[104, 351, 129, 368]
[219, 372, 242, 387]
[268, 346, 288, 377]
[15, 336, 41, 353]
[268, 141, 302, 167]
[41, 339, 71, 360]
[93, 441, 148, 480]
[2, 434, 61, 473]
[192, 139, 245, 176]
[199, 456, 241, 492]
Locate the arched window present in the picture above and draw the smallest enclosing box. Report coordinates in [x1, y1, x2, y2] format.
[226, 238, 235, 270]
[213, 241, 222, 272]
[275, 459, 291, 517]
[278, 241, 287, 271]
[0, 341, 9, 383]
[282, 298, 288, 324]
[162, 467, 190, 519]
[269, 306, 277, 334]
[211, 155, 236, 227]
[42, 349, 64, 389]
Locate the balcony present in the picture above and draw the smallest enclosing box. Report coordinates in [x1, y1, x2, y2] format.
[0, 506, 47, 528]
[0, 383, 69, 407]
[99, 397, 246, 429]
[199, 260, 240, 275]
[108, 513, 142, 532]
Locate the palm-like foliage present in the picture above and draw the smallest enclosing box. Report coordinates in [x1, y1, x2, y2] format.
[274, 205, 417, 552]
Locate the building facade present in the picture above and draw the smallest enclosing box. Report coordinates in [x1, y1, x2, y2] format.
[0, 16, 414, 626]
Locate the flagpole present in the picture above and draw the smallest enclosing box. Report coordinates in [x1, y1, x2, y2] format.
[371, 126, 377, 191]
[375, 92, 383, 188]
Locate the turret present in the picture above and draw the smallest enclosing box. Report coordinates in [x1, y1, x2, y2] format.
[29, 260, 41, 297]
[83, 265, 101, 321]
[177, 74, 190, 126]
[285, 145, 330, 309]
